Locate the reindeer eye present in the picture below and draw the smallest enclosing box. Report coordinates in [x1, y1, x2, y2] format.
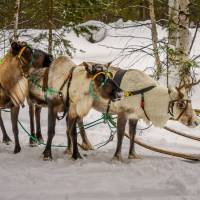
[177, 101, 186, 109]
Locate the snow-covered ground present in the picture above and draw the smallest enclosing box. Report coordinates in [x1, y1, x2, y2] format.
[1, 20, 200, 200]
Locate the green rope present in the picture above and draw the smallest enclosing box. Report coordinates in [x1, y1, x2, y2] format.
[28, 75, 60, 96]
[1, 109, 117, 148]
[89, 80, 99, 100]
[2, 109, 68, 147]
[18, 120, 68, 148]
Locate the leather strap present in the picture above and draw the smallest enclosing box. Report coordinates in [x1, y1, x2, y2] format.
[42, 68, 49, 92]
[113, 69, 127, 88]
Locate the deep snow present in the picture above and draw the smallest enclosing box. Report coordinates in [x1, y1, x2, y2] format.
[1, 20, 200, 200]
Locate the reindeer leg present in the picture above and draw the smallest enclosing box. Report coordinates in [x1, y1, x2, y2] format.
[0, 110, 12, 144]
[78, 117, 93, 150]
[68, 116, 82, 160]
[35, 106, 43, 143]
[11, 106, 21, 153]
[64, 115, 72, 155]
[113, 114, 127, 161]
[128, 119, 141, 159]
[28, 103, 37, 146]
[43, 104, 57, 160]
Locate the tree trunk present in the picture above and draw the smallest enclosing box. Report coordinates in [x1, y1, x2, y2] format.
[177, 0, 191, 85]
[168, 0, 179, 49]
[48, 0, 53, 54]
[167, 0, 191, 87]
[13, 0, 20, 40]
[148, 0, 161, 80]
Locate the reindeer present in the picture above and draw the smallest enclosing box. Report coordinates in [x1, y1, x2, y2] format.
[0, 41, 53, 145]
[23, 57, 200, 161]
[23, 56, 120, 160]
[0, 41, 30, 153]
[69, 63, 200, 161]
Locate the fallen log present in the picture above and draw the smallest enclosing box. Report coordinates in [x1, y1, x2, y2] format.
[125, 133, 200, 161]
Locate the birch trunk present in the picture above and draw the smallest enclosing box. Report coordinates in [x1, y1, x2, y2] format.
[48, 0, 53, 54]
[13, 0, 20, 40]
[148, 0, 161, 80]
[168, 0, 191, 87]
[176, 0, 191, 85]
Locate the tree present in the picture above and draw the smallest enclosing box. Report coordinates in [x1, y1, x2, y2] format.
[167, 0, 192, 87]
[13, 0, 20, 40]
[148, 0, 162, 80]
[48, 0, 53, 54]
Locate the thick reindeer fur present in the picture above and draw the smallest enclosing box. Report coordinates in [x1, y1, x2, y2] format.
[43, 56, 116, 160]
[29, 68, 49, 103]
[48, 56, 94, 116]
[0, 52, 28, 107]
[90, 66, 199, 160]
[93, 68, 197, 128]
[48, 56, 76, 99]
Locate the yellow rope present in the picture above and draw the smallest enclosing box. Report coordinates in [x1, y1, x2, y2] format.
[17, 47, 26, 59]
[92, 72, 106, 80]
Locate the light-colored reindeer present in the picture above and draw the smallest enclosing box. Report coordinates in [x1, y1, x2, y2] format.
[42, 56, 120, 160]
[74, 62, 200, 161]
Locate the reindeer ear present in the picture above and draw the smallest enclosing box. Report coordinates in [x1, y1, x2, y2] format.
[83, 62, 93, 74]
[11, 41, 18, 49]
[105, 61, 112, 68]
[10, 40, 19, 55]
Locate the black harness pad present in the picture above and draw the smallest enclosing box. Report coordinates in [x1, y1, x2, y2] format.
[113, 69, 127, 88]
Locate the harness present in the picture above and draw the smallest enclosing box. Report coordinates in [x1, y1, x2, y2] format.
[108, 69, 156, 120]
[167, 89, 191, 120]
[17, 46, 28, 77]
[89, 71, 113, 100]
[17, 46, 73, 118]
[56, 67, 75, 120]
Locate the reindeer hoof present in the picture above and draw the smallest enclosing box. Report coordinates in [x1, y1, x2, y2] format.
[37, 139, 44, 145]
[43, 151, 52, 161]
[14, 146, 21, 154]
[71, 152, 83, 160]
[112, 155, 123, 162]
[128, 154, 142, 160]
[64, 148, 72, 155]
[3, 137, 12, 145]
[36, 135, 44, 144]
[81, 142, 93, 151]
[43, 156, 53, 161]
[29, 139, 38, 147]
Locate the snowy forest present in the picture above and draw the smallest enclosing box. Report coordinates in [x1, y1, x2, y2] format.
[1, 0, 200, 200]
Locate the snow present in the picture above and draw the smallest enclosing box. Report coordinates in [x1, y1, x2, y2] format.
[1, 21, 200, 199]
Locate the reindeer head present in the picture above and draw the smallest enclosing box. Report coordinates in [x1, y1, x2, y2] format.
[169, 83, 200, 127]
[83, 62, 121, 101]
[9, 40, 33, 74]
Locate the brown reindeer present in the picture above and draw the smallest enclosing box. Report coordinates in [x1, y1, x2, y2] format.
[0, 41, 30, 153]
[0, 42, 53, 145]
